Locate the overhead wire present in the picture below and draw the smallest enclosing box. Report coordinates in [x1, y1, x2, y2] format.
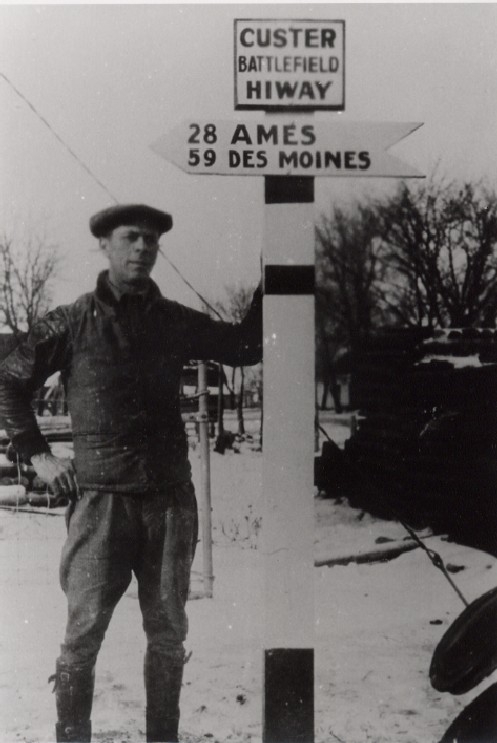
[158, 250, 224, 320]
[0, 70, 225, 320]
[0, 72, 120, 206]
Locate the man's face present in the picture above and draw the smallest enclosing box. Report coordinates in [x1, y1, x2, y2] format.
[100, 223, 160, 287]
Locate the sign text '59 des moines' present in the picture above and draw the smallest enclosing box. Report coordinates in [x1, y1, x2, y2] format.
[150, 119, 423, 178]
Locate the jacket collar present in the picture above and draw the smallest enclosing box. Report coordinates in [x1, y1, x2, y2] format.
[94, 270, 163, 314]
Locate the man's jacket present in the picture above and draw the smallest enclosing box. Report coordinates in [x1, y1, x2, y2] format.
[0, 271, 262, 492]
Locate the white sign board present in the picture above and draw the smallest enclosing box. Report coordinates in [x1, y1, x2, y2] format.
[151, 120, 423, 178]
[234, 19, 345, 111]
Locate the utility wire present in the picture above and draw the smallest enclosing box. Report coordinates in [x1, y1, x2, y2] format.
[158, 249, 224, 321]
[0, 70, 225, 319]
[0, 72, 119, 205]
[397, 518, 468, 607]
[318, 422, 469, 607]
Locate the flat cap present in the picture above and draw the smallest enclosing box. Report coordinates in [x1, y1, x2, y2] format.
[90, 204, 173, 237]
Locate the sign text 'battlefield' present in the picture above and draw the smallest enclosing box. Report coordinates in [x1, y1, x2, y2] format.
[234, 19, 345, 111]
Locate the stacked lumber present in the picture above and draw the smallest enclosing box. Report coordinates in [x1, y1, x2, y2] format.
[340, 328, 497, 553]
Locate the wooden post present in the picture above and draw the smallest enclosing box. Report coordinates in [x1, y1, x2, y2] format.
[262, 176, 315, 743]
[198, 361, 214, 598]
[217, 363, 225, 437]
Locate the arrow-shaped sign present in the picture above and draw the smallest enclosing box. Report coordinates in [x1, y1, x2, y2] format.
[151, 119, 423, 178]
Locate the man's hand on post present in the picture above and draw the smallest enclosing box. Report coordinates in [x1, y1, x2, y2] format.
[30, 452, 80, 500]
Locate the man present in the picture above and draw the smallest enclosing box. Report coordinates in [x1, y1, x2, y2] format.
[0, 204, 263, 743]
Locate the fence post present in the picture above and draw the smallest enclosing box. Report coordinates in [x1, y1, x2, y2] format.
[198, 361, 214, 598]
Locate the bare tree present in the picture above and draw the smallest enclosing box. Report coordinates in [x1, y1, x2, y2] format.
[317, 178, 497, 346]
[0, 232, 58, 335]
[377, 177, 497, 328]
[316, 201, 394, 409]
[316, 201, 392, 346]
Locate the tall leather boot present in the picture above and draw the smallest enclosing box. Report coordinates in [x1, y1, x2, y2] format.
[50, 659, 95, 742]
[144, 647, 185, 743]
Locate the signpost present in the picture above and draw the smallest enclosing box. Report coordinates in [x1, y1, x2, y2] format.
[261, 173, 316, 743]
[151, 16, 423, 743]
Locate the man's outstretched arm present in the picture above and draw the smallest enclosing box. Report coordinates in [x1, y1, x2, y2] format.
[181, 283, 263, 367]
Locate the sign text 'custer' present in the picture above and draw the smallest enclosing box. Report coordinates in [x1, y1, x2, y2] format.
[234, 19, 345, 110]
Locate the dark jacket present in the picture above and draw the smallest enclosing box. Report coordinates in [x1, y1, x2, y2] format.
[0, 271, 262, 491]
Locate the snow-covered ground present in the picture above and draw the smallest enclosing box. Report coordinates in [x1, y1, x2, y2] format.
[0, 415, 496, 742]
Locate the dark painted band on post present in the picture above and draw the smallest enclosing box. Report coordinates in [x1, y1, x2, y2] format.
[263, 648, 314, 743]
[264, 265, 315, 295]
[265, 176, 314, 204]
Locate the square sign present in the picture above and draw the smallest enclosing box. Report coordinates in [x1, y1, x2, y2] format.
[234, 18, 345, 111]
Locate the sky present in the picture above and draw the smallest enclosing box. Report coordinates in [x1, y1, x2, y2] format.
[0, 3, 496, 312]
